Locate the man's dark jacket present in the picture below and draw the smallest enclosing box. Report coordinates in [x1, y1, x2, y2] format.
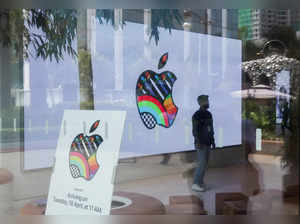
[192, 108, 215, 147]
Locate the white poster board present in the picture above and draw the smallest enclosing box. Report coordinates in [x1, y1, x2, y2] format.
[46, 110, 126, 215]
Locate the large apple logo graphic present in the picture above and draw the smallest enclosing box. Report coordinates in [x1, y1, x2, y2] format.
[69, 120, 103, 181]
[136, 53, 178, 129]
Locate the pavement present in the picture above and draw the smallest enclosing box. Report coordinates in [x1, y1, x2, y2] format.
[115, 156, 299, 215]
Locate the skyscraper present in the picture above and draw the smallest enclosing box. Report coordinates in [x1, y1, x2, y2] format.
[291, 9, 300, 31]
[238, 9, 300, 40]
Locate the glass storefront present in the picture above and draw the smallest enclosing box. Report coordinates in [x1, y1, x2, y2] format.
[0, 9, 299, 215]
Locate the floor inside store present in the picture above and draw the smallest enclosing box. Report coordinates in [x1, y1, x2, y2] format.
[115, 155, 299, 215]
[12, 153, 299, 215]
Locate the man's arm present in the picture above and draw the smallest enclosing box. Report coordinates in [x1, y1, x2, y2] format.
[209, 113, 216, 148]
[192, 114, 200, 139]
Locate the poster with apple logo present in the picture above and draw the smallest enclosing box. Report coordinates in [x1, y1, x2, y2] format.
[136, 53, 178, 129]
[46, 110, 126, 215]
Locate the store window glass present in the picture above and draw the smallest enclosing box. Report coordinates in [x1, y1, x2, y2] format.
[0, 9, 299, 215]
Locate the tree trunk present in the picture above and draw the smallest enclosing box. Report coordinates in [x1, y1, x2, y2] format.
[77, 9, 94, 110]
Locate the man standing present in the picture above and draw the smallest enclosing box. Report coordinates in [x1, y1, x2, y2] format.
[192, 95, 215, 192]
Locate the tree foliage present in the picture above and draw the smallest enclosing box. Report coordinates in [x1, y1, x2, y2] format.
[150, 9, 183, 45]
[242, 100, 277, 140]
[0, 9, 184, 62]
[0, 9, 115, 62]
[26, 9, 78, 62]
[0, 9, 77, 62]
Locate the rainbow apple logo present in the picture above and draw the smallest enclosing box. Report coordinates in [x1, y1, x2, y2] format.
[69, 120, 103, 181]
[136, 53, 178, 129]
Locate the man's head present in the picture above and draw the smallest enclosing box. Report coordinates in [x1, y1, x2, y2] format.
[197, 95, 209, 109]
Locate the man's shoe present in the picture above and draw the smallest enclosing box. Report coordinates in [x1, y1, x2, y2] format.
[192, 184, 206, 192]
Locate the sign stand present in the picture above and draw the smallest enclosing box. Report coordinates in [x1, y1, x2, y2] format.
[46, 110, 126, 215]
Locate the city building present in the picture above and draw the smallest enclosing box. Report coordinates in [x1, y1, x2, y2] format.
[239, 9, 300, 40]
[189, 9, 239, 39]
[291, 9, 300, 32]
